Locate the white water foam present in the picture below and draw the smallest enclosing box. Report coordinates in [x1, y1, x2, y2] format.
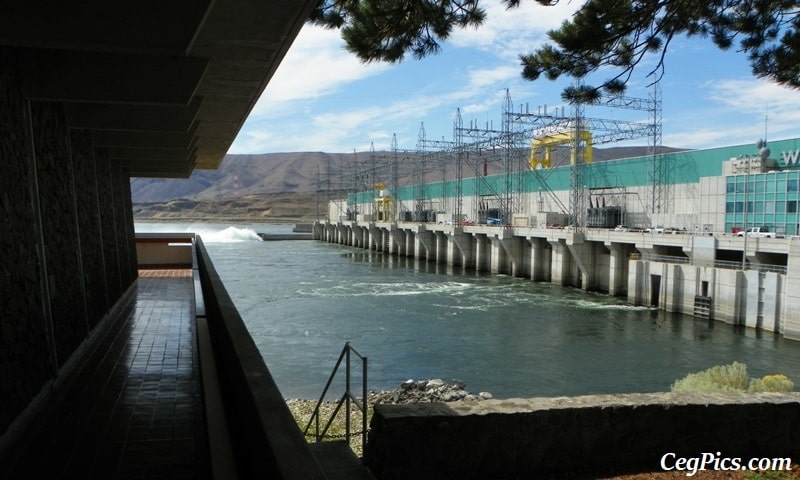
[199, 226, 263, 243]
[134, 222, 264, 242]
[299, 281, 472, 298]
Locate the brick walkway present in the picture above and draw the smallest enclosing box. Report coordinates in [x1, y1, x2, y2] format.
[2, 270, 210, 480]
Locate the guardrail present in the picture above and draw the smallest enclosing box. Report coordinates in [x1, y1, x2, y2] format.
[304, 342, 368, 453]
[638, 253, 690, 264]
[639, 253, 788, 274]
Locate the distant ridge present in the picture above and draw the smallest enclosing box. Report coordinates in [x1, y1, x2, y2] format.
[131, 146, 686, 205]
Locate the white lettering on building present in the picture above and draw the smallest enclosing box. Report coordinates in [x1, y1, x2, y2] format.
[782, 149, 800, 166]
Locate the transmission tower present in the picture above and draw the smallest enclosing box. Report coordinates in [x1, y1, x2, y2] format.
[390, 134, 399, 221]
[507, 84, 662, 228]
[415, 124, 429, 221]
[501, 89, 515, 224]
[649, 83, 664, 216]
[453, 109, 464, 221]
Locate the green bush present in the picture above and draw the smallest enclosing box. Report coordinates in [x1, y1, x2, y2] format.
[671, 361, 750, 393]
[749, 374, 795, 393]
[671, 362, 795, 394]
[743, 470, 795, 480]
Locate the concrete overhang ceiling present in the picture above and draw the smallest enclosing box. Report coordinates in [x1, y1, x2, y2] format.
[2, 0, 316, 178]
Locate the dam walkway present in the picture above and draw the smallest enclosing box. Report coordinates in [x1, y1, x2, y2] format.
[2, 237, 373, 480]
[2, 269, 211, 479]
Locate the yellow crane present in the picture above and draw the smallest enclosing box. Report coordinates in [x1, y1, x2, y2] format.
[529, 123, 593, 170]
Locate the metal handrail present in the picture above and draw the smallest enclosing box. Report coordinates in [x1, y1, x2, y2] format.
[639, 253, 690, 264]
[639, 253, 788, 274]
[303, 342, 368, 453]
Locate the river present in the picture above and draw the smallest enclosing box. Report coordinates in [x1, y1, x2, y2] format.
[136, 222, 800, 400]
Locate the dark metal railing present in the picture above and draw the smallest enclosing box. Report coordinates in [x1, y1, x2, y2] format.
[304, 342, 368, 452]
[638, 253, 787, 274]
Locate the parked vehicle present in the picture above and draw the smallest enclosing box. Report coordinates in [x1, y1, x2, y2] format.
[736, 226, 780, 238]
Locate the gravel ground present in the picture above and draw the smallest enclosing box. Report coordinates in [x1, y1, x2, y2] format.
[599, 468, 800, 479]
[286, 378, 490, 456]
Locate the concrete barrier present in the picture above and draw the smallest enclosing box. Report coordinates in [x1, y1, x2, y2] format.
[365, 392, 800, 479]
[135, 233, 194, 267]
[194, 237, 327, 480]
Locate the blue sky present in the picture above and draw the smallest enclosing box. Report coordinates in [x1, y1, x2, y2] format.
[229, 0, 800, 155]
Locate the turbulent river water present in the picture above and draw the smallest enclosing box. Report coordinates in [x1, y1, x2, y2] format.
[137, 222, 800, 400]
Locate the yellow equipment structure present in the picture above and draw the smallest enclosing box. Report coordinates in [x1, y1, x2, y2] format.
[373, 184, 395, 222]
[529, 126, 593, 170]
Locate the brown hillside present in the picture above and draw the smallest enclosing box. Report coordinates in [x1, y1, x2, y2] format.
[131, 146, 685, 221]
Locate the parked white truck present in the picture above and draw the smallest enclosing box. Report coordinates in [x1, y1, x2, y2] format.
[736, 226, 781, 238]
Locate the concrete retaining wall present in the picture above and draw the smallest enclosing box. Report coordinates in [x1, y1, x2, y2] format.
[365, 392, 800, 479]
[135, 233, 194, 267]
[194, 237, 327, 480]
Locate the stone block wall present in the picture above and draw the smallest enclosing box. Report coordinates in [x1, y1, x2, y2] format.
[0, 48, 138, 438]
[365, 393, 800, 479]
[95, 147, 123, 303]
[70, 130, 108, 329]
[0, 47, 51, 436]
[31, 101, 90, 364]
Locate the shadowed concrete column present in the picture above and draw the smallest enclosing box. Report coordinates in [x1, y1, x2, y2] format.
[761, 272, 780, 332]
[527, 237, 550, 282]
[474, 234, 489, 272]
[368, 224, 380, 250]
[566, 243, 590, 290]
[414, 227, 434, 261]
[404, 230, 415, 257]
[343, 224, 353, 246]
[359, 225, 367, 248]
[783, 239, 800, 339]
[389, 227, 405, 255]
[549, 239, 569, 286]
[565, 233, 595, 291]
[627, 259, 647, 306]
[743, 270, 759, 329]
[607, 242, 627, 296]
[504, 235, 525, 277]
[662, 263, 683, 312]
[435, 232, 448, 264]
[357, 226, 363, 248]
[447, 230, 473, 268]
[336, 223, 347, 245]
[488, 237, 506, 274]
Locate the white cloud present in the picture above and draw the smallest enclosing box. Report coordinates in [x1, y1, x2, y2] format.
[466, 65, 520, 89]
[249, 25, 390, 116]
[694, 78, 800, 146]
[708, 79, 800, 117]
[662, 127, 752, 150]
[236, 1, 704, 153]
[449, 0, 579, 58]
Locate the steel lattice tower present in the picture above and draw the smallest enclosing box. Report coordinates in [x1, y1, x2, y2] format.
[649, 83, 664, 216]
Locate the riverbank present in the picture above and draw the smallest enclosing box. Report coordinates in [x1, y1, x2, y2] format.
[288, 380, 800, 479]
[286, 379, 492, 456]
[133, 191, 319, 222]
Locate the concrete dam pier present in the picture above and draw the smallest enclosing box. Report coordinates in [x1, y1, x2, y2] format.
[314, 220, 800, 340]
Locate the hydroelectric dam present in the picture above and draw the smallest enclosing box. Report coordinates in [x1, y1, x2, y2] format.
[313, 136, 800, 341]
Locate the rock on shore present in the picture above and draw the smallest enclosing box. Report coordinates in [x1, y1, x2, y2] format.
[285, 379, 492, 455]
[369, 378, 492, 404]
